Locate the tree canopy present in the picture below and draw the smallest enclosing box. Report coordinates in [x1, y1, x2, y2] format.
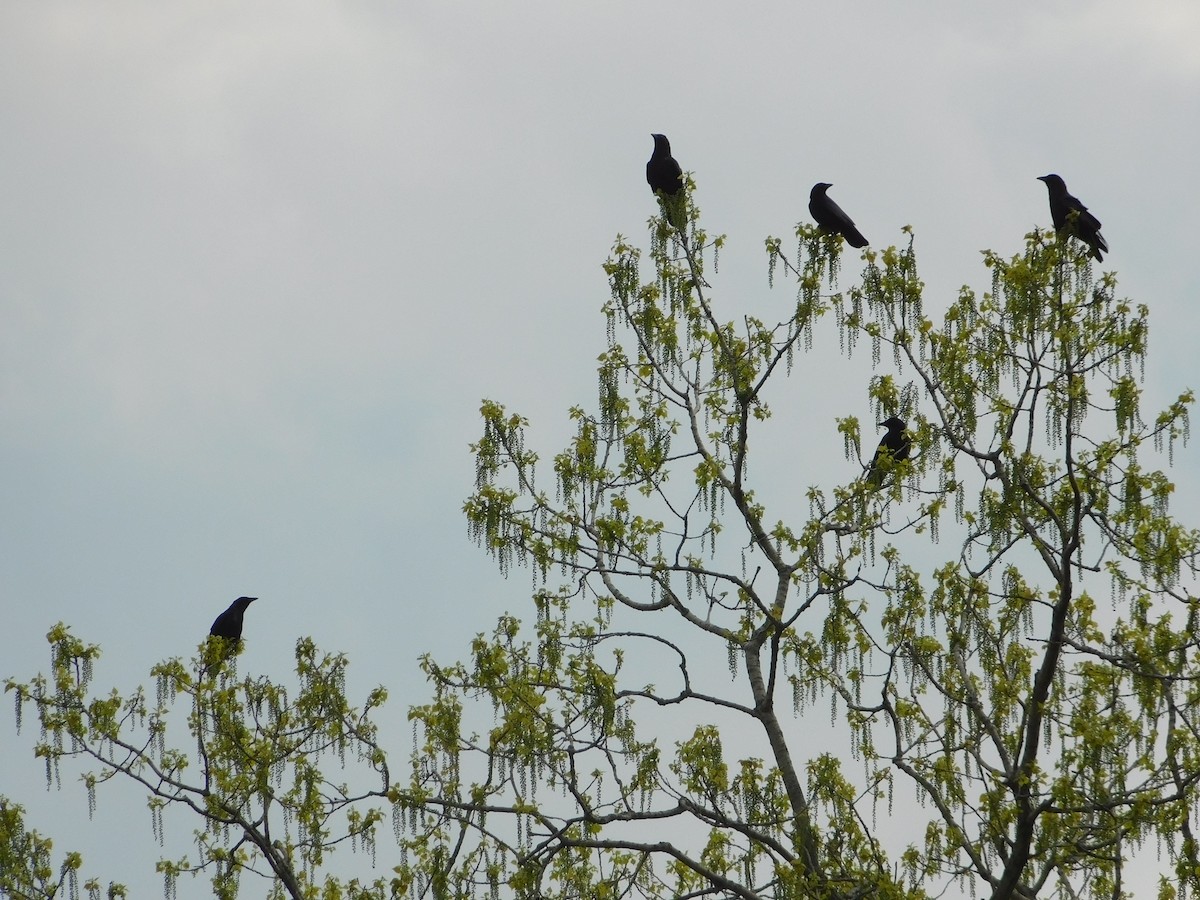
[6, 184, 1199, 900]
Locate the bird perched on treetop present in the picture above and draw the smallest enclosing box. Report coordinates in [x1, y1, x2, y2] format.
[864, 417, 911, 488]
[646, 134, 683, 196]
[1037, 174, 1108, 262]
[209, 596, 257, 642]
[646, 133, 686, 229]
[809, 183, 869, 249]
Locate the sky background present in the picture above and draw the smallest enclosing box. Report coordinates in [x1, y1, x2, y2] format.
[2, 0, 1199, 893]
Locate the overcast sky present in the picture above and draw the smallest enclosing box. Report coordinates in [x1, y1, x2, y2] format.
[2, 1, 1198, 892]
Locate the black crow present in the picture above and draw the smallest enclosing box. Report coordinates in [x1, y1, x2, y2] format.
[865, 417, 911, 488]
[1037, 174, 1108, 262]
[646, 133, 686, 229]
[646, 133, 683, 196]
[809, 183, 868, 248]
[209, 596, 257, 642]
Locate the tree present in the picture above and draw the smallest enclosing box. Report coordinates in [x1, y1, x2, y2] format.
[0, 795, 125, 900]
[6, 629, 394, 899]
[450, 201, 1198, 898]
[7, 187, 1199, 900]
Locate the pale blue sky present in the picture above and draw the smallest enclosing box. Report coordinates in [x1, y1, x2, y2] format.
[2, 0, 1198, 892]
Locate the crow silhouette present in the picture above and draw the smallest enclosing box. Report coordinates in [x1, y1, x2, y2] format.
[210, 596, 257, 642]
[646, 133, 686, 229]
[865, 417, 911, 488]
[809, 183, 868, 248]
[1038, 174, 1108, 262]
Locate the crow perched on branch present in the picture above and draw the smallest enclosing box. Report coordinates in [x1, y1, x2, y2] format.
[864, 417, 911, 488]
[1037, 174, 1108, 262]
[646, 133, 686, 229]
[809, 183, 869, 248]
[646, 133, 683, 196]
[209, 596, 257, 642]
